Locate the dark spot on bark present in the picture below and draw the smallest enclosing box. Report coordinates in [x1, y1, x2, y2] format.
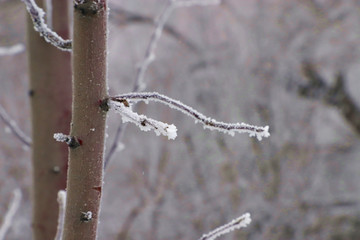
[28, 89, 35, 97]
[99, 99, 110, 112]
[92, 186, 102, 193]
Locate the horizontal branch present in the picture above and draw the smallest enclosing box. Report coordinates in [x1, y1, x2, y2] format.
[109, 92, 270, 140]
[198, 212, 251, 240]
[21, 0, 72, 51]
[0, 104, 32, 146]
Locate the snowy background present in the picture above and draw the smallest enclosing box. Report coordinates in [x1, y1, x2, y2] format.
[1, 0, 360, 239]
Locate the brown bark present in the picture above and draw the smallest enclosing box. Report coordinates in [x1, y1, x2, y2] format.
[62, 1, 108, 239]
[26, 0, 72, 239]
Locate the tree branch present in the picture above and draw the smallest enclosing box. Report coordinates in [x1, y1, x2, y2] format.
[105, 0, 221, 168]
[109, 92, 270, 140]
[0, 189, 22, 240]
[0, 104, 32, 146]
[198, 212, 251, 240]
[21, 0, 72, 51]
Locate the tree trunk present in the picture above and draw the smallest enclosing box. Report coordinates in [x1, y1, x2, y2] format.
[26, 0, 72, 239]
[62, 1, 108, 239]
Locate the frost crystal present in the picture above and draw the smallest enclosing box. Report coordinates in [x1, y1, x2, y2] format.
[53, 133, 69, 143]
[110, 100, 178, 140]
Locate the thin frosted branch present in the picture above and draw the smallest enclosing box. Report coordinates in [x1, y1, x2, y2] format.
[21, 0, 72, 51]
[134, 0, 221, 92]
[110, 92, 270, 140]
[198, 213, 251, 240]
[110, 100, 178, 140]
[54, 190, 66, 240]
[0, 104, 32, 146]
[104, 123, 126, 168]
[0, 189, 22, 240]
[0, 44, 25, 56]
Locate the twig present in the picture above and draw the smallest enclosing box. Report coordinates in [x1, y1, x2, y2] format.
[134, 0, 221, 92]
[0, 189, 22, 240]
[198, 212, 251, 240]
[54, 191, 66, 240]
[109, 6, 198, 52]
[0, 44, 25, 56]
[21, 0, 72, 51]
[0, 104, 32, 146]
[109, 92, 270, 140]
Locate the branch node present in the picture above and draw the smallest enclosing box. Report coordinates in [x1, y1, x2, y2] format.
[80, 211, 92, 222]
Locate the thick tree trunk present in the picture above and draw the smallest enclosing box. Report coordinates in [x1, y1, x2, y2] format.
[26, 0, 72, 239]
[62, 1, 108, 239]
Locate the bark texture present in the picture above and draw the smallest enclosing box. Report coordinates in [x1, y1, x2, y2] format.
[62, 1, 108, 239]
[26, 0, 72, 239]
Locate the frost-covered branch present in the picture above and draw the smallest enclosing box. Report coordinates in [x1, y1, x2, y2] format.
[105, 0, 220, 167]
[0, 104, 31, 146]
[0, 189, 22, 240]
[109, 100, 177, 140]
[109, 92, 270, 140]
[134, 0, 221, 92]
[198, 213, 251, 240]
[0, 44, 25, 56]
[54, 191, 66, 240]
[21, 0, 72, 51]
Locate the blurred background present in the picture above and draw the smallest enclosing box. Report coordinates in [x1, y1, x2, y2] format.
[1, 0, 360, 239]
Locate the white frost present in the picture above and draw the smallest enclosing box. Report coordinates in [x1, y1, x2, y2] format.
[110, 100, 178, 140]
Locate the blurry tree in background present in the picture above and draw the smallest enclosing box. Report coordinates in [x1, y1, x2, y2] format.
[1, 0, 360, 240]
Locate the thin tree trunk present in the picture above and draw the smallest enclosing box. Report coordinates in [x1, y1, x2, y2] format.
[62, 1, 108, 239]
[26, 0, 72, 239]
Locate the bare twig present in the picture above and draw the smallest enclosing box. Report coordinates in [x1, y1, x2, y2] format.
[0, 44, 25, 56]
[109, 92, 270, 140]
[21, 0, 72, 51]
[0, 189, 22, 240]
[198, 213, 251, 240]
[109, 6, 198, 52]
[54, 191, 66, 240]
[0, 104, 32, 146]
[134, 0, 221, 92]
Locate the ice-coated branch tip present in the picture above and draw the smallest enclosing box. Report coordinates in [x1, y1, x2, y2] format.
[0, 189, 22, 240]
[53, 133, 82, 148]
[198, 213, 251, 240]
[110, 92, 270, 140]
[0, 104, 32, 146]
[0, 44, 25, 56]
[21, 0, 72, 51]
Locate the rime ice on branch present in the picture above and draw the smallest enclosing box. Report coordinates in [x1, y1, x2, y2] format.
[21, 0, 72, 51]
[198, 213, 251, 240]
[108, 92, 270, 140]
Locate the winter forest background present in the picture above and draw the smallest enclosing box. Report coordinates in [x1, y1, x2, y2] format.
[1, 0, 360, 239]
